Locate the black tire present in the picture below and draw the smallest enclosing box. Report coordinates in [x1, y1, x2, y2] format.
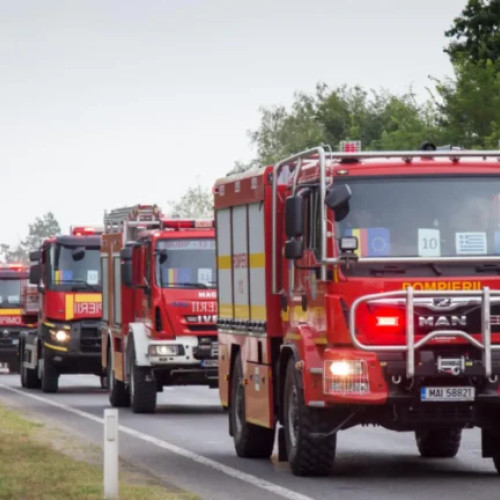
[229, 352, 275, 458]
[415, 428, 462, 458]
[493, 456, 500, 474]
[41, 352, 59, 393]
[20, 344, 41, 389]
[284, 358, 336, 476]
[129, 340, 156, 414]
[108, 346, 130, 407]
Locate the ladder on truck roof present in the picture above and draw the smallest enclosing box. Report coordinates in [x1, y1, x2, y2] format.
[103, 204, 163, 243]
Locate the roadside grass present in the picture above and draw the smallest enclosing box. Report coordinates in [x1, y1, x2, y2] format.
[0, 405, 196, 500]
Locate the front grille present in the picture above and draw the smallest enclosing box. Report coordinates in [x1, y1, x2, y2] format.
[187, 324, 216, 332]
[0, 330, 18, 348]
[80, 327, 101, 353]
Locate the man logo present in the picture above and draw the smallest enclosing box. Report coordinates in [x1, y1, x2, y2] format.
[418, 315, 467, 328]
[432, 298, 452, 309]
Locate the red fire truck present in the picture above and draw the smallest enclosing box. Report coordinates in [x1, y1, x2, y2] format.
[19, 226, 103, 392]
[0, 264, 29, 372]
[214, 144, 500, 476]
[101, 205, 218, 413]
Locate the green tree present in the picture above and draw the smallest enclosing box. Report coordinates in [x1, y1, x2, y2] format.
[242, 84, 441, 172]
[168, 184, 213, 219]
[444, 0, 500, 64]
[433, 59, 500, 148]
[22, 212, 61, 253]
[0, 243, 27, 264]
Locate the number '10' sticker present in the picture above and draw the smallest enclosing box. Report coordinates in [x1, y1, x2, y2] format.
[418, 228, 441, 257]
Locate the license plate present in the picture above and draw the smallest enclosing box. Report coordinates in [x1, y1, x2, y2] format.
[201, 359, 218, 368]
[420, 386, 475, 402]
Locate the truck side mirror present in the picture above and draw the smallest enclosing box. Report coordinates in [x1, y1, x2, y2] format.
[285, 196, 304, 239]
[29, 250, 41, 263]
[120, 246, 134, 287]
[72, 246, 86, 261]
[325, 184, 352, 222]
[284, 239, 303, 260]
[29, 264, 41, 286]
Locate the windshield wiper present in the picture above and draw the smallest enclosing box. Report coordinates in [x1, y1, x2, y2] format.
[475, 263, 500, 274]
[58, 279, 100, 292]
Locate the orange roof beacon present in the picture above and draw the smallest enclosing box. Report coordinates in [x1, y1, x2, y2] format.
[214, 142, 500, 476]
[19, 226, 103, 392]
[101, 205, 217, 413]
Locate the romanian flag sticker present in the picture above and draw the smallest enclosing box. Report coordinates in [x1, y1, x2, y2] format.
[164, 268, 192, 285]
[54, 270, 73, 283]
[345, 228, 391, 257]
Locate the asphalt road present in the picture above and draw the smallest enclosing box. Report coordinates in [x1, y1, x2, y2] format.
[0, 373, 499, 500]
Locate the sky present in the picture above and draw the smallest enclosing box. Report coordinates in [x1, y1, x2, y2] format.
[0, 0, 467, 246]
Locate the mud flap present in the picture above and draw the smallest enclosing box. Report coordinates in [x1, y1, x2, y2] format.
[482, 428, 500, 457]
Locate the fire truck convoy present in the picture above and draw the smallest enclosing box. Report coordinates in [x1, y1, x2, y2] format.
[19, 227, 103, 393]
[101, 205, 218, 413]
[0, 264, 29, 372]
[214, 144, 500, 476]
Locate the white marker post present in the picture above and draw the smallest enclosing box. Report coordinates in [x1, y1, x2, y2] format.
[104, 408, 119, 499]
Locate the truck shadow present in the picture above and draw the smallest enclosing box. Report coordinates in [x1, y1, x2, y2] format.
[155, 404, 224, 415]
[329, 453, 496, 478]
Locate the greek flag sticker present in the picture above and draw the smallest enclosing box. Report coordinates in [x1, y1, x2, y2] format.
[455, 232, 487, 255]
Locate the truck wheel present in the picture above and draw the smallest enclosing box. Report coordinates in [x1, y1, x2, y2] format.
[415, 428, 462, 458]
[20, 345, 41, 389]
[129, 340, 156, 414]
[284, 358, 336, 476]
[108, 347, 130, 407]
[41, 355, 59, 393]
[229, 353, 274, 458]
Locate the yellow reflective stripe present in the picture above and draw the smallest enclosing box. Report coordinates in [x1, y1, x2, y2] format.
[250, 305, 266, 321]
[217, 256, 231, 269]
[285, 333, 301, 341]
[43, 321, 56, 328]
[234, 304, 249, 320]
[219, 304, 232, 317]
[314, 338, 328, 345]
[43, 342, 68, 352]
[75, 293, 102, 303]
[65, 295, 74, 320]
[249, 253, 265, 268]
[0, 309, 22, 315]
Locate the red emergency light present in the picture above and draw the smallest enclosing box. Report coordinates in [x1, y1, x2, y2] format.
[162, 219, 214, 230]
[0, 263, 25, 271]
[71, 226, 103, 236]
[340, 140, 361, 153]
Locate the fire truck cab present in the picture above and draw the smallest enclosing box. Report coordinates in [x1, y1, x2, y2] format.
[101, 205, 218, 414]
[0, 264, 29, 372]
[19, 226, 103, 392]
[215, 145, 500, 476]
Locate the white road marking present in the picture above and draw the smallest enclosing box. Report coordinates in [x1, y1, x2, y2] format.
[0, 384, 314, 500]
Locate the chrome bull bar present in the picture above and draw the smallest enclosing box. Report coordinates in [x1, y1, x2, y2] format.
[349, 286, 500, 378]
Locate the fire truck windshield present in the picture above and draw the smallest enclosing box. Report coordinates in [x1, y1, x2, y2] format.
[0, 279, 21, 308]
[155, 238, 216, 288]
[47, 243, 101, 291]
[336, 175, 500, 259]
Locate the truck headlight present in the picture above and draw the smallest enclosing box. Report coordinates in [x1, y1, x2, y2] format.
[148, 344, 182, 356]
[49, 329, 70, 343]
[324, 359, 369, 394]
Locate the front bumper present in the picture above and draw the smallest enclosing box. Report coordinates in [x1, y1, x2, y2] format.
[0, 328, 20, 357]
[41, 321, 101, 373]
[143, 335, 218, 386]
